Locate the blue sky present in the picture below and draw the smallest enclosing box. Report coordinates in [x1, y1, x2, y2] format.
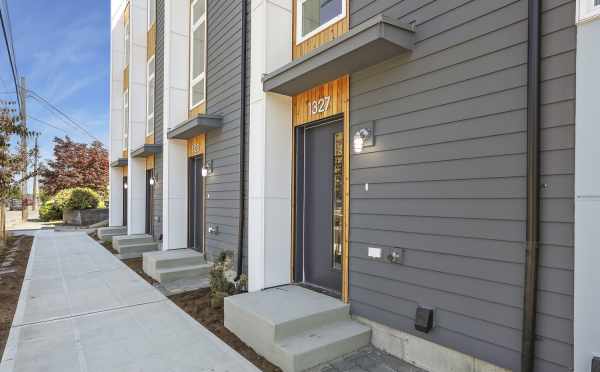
[0, 0, 110, 162]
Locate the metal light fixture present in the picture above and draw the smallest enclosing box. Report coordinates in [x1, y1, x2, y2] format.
[123, 182, 128, 189]
[202, 160, 213, 177]
[149, 176, 156, 186]
[353, 128, 372, 154]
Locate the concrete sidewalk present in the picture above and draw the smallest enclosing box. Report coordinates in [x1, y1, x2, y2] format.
[0, 231, 260, 372]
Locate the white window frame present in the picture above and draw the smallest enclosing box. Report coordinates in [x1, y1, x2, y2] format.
[577, 0, 600, 22]
[148, 0, 156, 30]
[123, 90, 129, 150]
[189, 0, 207, 110]
[147, 56, 155, 136]
[296, 0, 346, 45]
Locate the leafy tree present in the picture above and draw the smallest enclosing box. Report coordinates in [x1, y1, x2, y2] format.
[0, 102, 36, 245]
[40, 137, 108, 196]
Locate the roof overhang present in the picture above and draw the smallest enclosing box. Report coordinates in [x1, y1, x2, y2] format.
[110, 158, 128, 168]
[131, 144, 162, 158]
[167, 115, 223, 140]
[263, 15, 415, 96]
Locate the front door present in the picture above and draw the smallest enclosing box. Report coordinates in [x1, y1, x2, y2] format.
[188, 155, 204, 252]
[300, 119, 344, 294]
[123, 176, 128, 226]
[145, 169, 154, 235]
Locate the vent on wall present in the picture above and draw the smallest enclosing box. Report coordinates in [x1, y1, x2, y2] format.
[414, 306, 434, 333]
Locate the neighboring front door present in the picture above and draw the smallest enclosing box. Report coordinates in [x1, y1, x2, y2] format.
[123, 176, 128, 226]
[301, 119, 344, 294]
[145, 169, 154, 235]
[188, 155, 204, 252]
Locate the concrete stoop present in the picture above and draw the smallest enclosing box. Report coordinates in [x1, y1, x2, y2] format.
[97, 226, 127, 241]
[112, 234, 159, 259]
[224, 285, 371, 372]
[143, 249, 212, 284]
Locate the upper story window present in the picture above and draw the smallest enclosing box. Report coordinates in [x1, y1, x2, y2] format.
[148, 0, 156, 29]
[147, 57, 155, 135]
[124, 20, 130, 66]
[297, 0, 346, 44]
[190, 0, 206, 109]
[578, 0, 600, 22]
[123, 90, 129, 150]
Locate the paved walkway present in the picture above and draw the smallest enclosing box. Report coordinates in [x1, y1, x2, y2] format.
[0, 231, 259, 372]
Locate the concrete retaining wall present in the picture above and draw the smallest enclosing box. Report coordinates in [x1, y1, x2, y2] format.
[63, 208, 109, 226]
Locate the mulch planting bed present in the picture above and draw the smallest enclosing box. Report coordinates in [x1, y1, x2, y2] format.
[93, 236, 278, 370]
[169, 289, 282, 372]
[0, 236, 33, 357]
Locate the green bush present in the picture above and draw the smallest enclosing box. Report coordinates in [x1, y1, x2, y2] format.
[63, 188, 100, 210]
[38, 188, 101, 221]
[39, 199, 62, 221]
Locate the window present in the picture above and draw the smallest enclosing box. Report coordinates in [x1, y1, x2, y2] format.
[578, 0, 600, 21]
[296, 0, 346, 44]
[189, 0, 206, 109]
[148, 0, 156, 29]
[147, 57, 155, 135]
[124, 20, 130, 66]
[123, 90, 129, 150]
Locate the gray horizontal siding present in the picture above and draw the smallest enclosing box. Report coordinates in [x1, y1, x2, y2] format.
[204, 0, 246, 266]
[347, 0, 574, 371]
[151, 0, 164, 240]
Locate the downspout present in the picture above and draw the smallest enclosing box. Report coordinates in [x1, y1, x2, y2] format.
[521, 0, 541, 370]
[235, 0, 248, 281]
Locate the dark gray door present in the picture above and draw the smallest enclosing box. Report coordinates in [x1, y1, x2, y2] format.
[123, 176, 128, 226]
[188, 155, 204, 252]
[303, 120, 344, 294]
[145, 169, 154, 235]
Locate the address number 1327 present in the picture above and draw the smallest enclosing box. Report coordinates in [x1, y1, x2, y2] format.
[308, 96, 331, 115]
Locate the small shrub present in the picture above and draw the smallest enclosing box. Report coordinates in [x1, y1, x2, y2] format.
[39, 199, 62, 221]
[38, 187, 101, 221]
[64, 188, 100, 210]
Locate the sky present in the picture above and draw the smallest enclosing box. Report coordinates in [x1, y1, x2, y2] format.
[0, 0, 110, 165]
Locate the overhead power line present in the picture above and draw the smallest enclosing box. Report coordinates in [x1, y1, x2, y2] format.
[28, 114, 70, 135]
[25, 89, 103, 143]
[0, 0, 20, 112]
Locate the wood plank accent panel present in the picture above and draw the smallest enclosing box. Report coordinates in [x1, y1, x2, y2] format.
[124, 3, 130, 25]
[123, 165, 128, 174]
[122, 149, 127, 158]
[123, 66, 129, 92]
[291, 75, 350, 303]
[146, 155, 155, 170]
[187, 134, 206, 157]
[292, 0, 349, 60]
[189, 102, 206, 119]
[147, 23, 156, 59]
[145, 134, 154, 145]
[292, 75, 349, 126]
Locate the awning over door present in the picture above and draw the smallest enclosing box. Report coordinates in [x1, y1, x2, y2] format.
[263, 15, 415, 96]
[110, 158, 128, 168]
[131, 144, 162, 158]
[167, 115, 223, 140]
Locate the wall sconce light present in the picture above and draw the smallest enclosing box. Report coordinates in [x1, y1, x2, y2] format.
[149, 176, 156, 186]
[353, 122, 374, 154]
[123, 182, 128, 190]
[202, 160, 213, 177]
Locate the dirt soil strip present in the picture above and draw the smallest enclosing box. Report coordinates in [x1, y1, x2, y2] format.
[95, 239, 281, 372]
[0, 236, 33, 357]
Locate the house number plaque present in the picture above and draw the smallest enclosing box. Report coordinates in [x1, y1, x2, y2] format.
[191, 143, 201, 153]
[308, 96, 331, 115]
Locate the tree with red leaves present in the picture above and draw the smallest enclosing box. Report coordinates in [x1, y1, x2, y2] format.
[40, 137, 108, 196]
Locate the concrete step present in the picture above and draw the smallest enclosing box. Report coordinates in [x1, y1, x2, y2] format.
[117, 241, 159, 259]
[97, 226, 127, 241]
[275, 320, 371, 372]
[152, 263, 212, 283]
[224, 285, 371, 372]
[113, 234, 153, 250]
[144, 249, 205, 271]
